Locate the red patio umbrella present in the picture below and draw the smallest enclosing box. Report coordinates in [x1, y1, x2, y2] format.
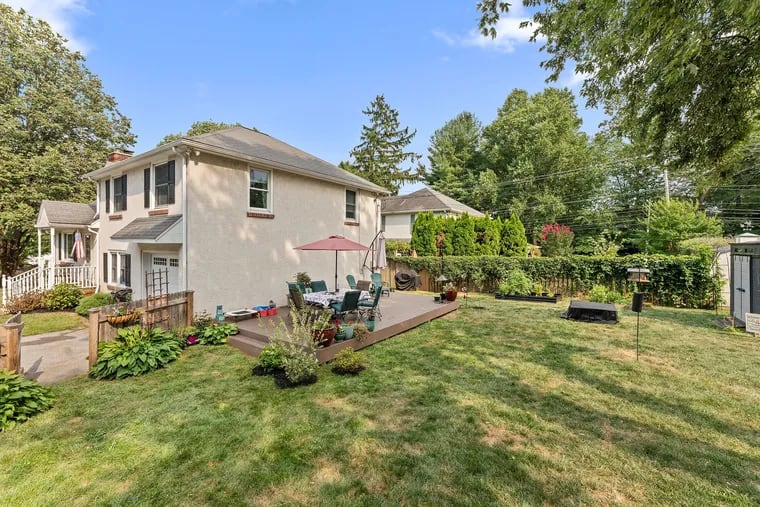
[294, 235, 369, 292]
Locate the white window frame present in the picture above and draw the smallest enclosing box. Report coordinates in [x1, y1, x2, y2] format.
[409, 213, 417, 234]
[345, 189, 358, 221]
[107, 251, 131, 287]
[152, 160, 175, 208]
[112, 174, 127, 212]
[248, 168, 272, 212]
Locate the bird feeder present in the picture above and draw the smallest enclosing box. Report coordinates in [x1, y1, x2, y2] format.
[627, 267, 650, 283]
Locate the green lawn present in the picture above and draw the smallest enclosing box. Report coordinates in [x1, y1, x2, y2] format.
[1, 297, 759, 505]
[1, 311, 86, 336]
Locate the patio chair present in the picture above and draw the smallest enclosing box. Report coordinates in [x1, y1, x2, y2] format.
[370, 272, 382, 291]
[310, 280, 328, 292]
[346, 274, 357, 290]
[356, 280, 371, 291]
[288, 287, 306, 311]
[330, 290, 361, 322]
[359, 285, 383, 321]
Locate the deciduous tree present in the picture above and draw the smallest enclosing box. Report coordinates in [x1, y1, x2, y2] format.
[157, 120, 248, 146]
[0, 5, 135, 275]
[637, 199, 723, 254]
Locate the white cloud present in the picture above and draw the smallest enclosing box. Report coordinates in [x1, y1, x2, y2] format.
[564, 68, 591, 88]
[5, 0, 90, 53]
[434, 5, 539, 54]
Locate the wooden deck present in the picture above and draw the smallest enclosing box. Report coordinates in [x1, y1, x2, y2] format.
[228, 291, 460, 363]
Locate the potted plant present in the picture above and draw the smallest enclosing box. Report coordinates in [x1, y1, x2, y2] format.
[106, 304, 142, 325]
[444, 282, 458, 302]
[339, 324, 354, 340]
[353, 322, 369, 343]
[311, 311, 336, 347]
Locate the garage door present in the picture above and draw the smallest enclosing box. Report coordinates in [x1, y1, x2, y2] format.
[152, 255, 180, 294]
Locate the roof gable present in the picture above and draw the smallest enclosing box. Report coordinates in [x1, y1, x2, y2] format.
[36, 200, 96, 228]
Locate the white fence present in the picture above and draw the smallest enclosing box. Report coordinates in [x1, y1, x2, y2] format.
[1, 265, 97, 308]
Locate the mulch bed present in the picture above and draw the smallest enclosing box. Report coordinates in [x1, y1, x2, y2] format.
[331, 365, 366, 375]
[251, 365, 284, 376]
[273, 372, 318, 389]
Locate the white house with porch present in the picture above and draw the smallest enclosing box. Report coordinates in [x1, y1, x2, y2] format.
[2, 126, 389, 312]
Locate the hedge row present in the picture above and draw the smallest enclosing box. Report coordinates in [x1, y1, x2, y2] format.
[392, 254, 721, 309]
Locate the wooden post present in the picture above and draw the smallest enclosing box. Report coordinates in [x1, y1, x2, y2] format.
[2, 313, 24, 373]
[186, 290, 194, 327]
[88, 308, 100, 367]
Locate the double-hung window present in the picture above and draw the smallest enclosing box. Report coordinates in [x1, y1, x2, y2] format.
[153, 161, 175, 207]
[112, 175, 127, 212]
[249, 168, 271, 210]
[345, 190, 357, 220]
[103, 251, 131, 286]
[410, 213, 417, 234]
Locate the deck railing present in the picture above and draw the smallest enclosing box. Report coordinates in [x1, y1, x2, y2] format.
[1, 265, 97, 308]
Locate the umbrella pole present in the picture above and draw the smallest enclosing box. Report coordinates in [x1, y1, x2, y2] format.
[334, 250, 338, 292]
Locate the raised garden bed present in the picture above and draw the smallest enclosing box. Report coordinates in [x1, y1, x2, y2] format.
[495, 294, 559, 303]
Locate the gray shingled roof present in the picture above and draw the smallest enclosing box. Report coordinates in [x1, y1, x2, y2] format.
[37, 200, 96, 227]
[84, 126, 390, 194]
[381, 187, 484, 216]
[112, 214, 182, 241]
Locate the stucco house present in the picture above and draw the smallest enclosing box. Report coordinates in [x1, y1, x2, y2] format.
[25, 127, 389, 313]
[381, 187, 484, 241]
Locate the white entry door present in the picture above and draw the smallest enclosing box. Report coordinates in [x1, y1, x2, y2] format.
[151, 255, 180, 294]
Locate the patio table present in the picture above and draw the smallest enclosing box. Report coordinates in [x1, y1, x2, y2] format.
[303, 289, 370, 308]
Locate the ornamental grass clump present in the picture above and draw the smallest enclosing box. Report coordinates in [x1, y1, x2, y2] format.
[0, 370, 54, 431]
[89, 326, 182, 380]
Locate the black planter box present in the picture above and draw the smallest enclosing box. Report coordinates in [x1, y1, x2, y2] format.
[495, 294, 558, 303]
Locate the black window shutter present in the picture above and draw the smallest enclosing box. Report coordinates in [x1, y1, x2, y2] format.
[103, 252, 108, 282]
[144, 168, 150, 208]
[124, 254, 131, 287]
[120, 176, 128, 211]
[105, 180, 110, 213]
[168, 160, 176, 204]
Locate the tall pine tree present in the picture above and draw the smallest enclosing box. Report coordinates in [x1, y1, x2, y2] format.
[343, 95, 421, 194]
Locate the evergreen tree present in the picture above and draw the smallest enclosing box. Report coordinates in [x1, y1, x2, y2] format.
[474, 216, 501, 256]
[500, 214, 528, 257]
[451, 214, 476, 256]
[425, 112, 483, 203]
[0, 5, 135, 275]
[409, 212, 437, 256]
[344, 95, 421, 194]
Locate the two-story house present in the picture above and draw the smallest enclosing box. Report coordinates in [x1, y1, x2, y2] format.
[29, 127, 389, 313]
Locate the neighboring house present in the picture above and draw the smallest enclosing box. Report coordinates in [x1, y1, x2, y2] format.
[21, 126, 389, 313]
[380, 187, 485, 241]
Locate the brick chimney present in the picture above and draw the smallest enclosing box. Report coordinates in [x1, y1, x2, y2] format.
[106, 150, 134, 164]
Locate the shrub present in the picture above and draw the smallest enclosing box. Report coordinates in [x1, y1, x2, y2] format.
[89, 326, 182, 380]
[5, 291, 46, 313]
[540, 223, 574, 257]
[257, 344, 287, 373]
[588, 285, 627, 304]
[385, 240, 412, 257]
[193, 311, 213, 336]
[282, 348, 319, 385]
[75, 293, 114, 316]
[45, 283, 83, 310]
[0, 370, 54, 431]
[353, 322, 369, 343]
[197, 323, 238, 345]
[331, 347, 366, 375]
[499, 269, 533, 296]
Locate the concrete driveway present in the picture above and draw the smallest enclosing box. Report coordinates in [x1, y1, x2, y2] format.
[20, 328, 89, 385]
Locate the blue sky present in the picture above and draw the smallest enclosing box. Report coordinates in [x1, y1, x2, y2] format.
[10, 0, 604, 193]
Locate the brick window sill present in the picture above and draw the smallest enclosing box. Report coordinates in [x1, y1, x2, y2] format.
[247, 211, 275, 219]
[148, 208, 169, 216]
[108, 214, 123, 220]
[344, 221, 360, 227]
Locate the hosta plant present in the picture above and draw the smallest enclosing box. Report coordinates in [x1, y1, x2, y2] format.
[197, 323, 238, 345]
[0, 370, 54, 431]
[89, 326, 182, 380]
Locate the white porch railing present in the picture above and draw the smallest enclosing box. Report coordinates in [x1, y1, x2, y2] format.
[1, 265, 97, 308]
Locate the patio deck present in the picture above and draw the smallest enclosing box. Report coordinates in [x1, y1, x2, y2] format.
[228, 291, 460, 363]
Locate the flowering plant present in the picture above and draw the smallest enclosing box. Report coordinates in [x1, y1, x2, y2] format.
[539, 223, 574, 257]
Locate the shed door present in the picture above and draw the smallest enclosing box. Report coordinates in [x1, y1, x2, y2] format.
[752, 258, 760, 314]
[733, 255, 751, 322]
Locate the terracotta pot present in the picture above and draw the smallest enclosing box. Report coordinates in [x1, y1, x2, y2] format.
[312, 326, 337, 347]
[445, 290, 457, 302]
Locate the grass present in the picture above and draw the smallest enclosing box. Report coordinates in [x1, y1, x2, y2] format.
[0, 311, 87, 336]
[1, 297, 759, 505]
